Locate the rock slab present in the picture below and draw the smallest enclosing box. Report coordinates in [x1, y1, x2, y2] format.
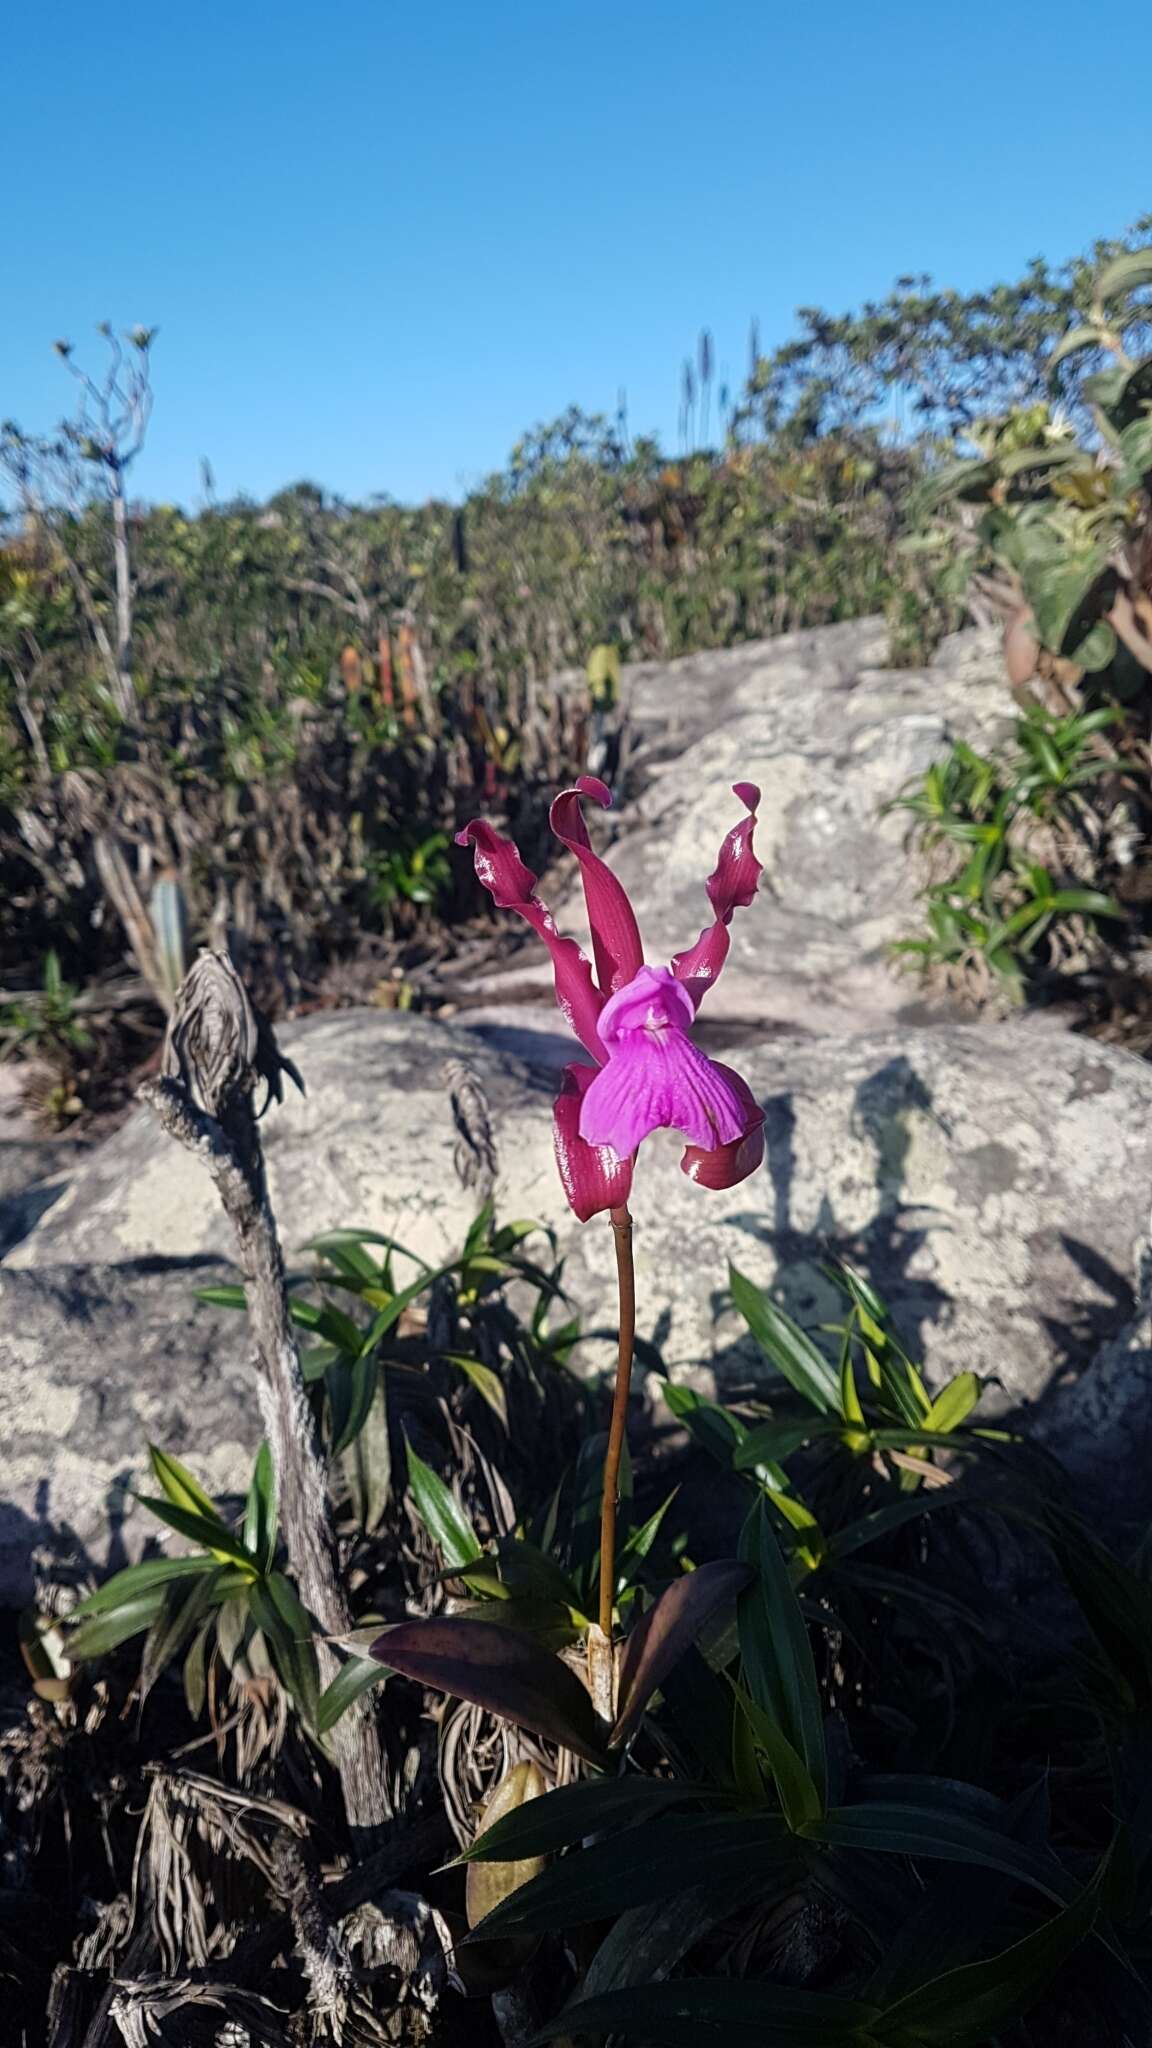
[3, 1005, 1151, 1600]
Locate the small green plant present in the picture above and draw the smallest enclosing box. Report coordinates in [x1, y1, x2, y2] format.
[197, 1202, 581, 1524]
[364, 829, 452, 920]
[60, 1443, 359, 1736]
[0, 948, 92, 1060]
[889, 707, 1126, 1000]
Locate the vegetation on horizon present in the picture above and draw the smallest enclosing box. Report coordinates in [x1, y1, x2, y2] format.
[5, 216, 1152, 1107]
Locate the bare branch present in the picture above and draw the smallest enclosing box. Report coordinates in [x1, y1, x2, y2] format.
[141, 953, 393, 1849]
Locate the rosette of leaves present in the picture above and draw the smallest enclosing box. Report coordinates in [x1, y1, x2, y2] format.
[60, 1443, 377, 1740]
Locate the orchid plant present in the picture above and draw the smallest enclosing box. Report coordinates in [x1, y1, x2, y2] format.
[455, 775, 764, 1706]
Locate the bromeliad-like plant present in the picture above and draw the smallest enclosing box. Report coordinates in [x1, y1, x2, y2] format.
[888, 706, 1126, 1001]
[441, 776, 764, 1713]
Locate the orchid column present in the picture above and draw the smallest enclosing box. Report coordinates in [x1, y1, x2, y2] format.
[458, 778, 764, 1708]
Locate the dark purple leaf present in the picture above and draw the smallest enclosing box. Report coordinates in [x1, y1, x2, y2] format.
[611, 1560, 750, 1750]
[371, 1617, 608, 1765]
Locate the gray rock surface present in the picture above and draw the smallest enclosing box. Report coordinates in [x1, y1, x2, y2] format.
[4, 1003, 1151, 1599]
[0, 1257, 251, 1603]
[478, 621, 1013, 1032]
[0, 1139, 77, 1258]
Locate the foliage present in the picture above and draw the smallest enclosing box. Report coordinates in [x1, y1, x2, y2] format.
[736, 218, 1152, 444]
[6, 225, 1152, 1038]
[889, 706, 1130, 1001]
[907, 254, 1152, 687]
[9, 1171, 1152, 2040]
[0, 947, 91, 1058]
[370, 1258, 1152, 2042]
[887, 243, 1152, 1007]
[0, 339, 911, 1021]
[64, 1442, 332, 1733]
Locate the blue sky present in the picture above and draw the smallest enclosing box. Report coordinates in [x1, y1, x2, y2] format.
[5, 0, 1151, 509]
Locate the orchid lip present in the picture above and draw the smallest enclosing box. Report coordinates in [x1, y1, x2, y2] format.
[577, 965, 746, 1158]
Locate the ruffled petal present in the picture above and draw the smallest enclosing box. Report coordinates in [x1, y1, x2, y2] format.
[579, 1024, 747, 1158]
[550, 777, 645, 997]
[456, 819, 605, 1059]
[553, 1062, 634, 1222]
[670, 783, 762, 1012]
[680, 1060, 765, 1190]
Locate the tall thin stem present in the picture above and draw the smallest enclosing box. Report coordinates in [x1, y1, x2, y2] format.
[598, 1203, 636, 1641]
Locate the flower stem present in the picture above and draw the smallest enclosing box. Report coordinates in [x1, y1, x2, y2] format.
[598, 1203, 636, 1642]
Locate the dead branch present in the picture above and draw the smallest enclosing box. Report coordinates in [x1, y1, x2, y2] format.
[140, 951, 392, 1849]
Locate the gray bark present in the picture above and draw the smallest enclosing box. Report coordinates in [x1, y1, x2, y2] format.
[140, 954, 392, 1848]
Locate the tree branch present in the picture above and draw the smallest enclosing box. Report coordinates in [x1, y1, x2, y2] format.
[140, 953, 393, 1849]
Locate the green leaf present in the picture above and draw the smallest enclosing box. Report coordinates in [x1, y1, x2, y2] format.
[619, 1489, 678, 1578]
[134, 1494, 257, 1571]
[294, 1297, 367, 1353]
[915, 455, 999, 514]
[470, 1813, 798, 1943]
[495, 1539, 584, 1613]
[342, 1378, 392, 1533]
[404, 1438, 482, 1569]
[923, 1371, 980, 1433]
[731, 1416, 842, 1467]
[183, 1616, 212, 1719]
[1045, 1505, 1152, 1701]
[1017, 535, 1112, 659]
[246, 1572, 321, 1730]
[148, 1444, 224, 1524]
[139, 1568, 227, 1705]
[737, 1500, 826, 1804]
[316, 1654, 390, 1734]
[801, 1802, 1076, 1906]
[827, 1486, 965, 1560]
[363, 1264, 450, 1349]
[579, 1878, 772, 1999]
[67, 1554, 224, 1619]
[729, 1267, 840, 1415]
[67, 1586, 171, 1659]
[243, 1443, 277, 1569]
[526, 1979, 874, 2045]
[443, 1352, 508, 1425]
[876, 1866, 1102, 2045]
[839, 1346, 866, 1430]
[663, 1381, 747, 1466]
[731, 1682, 822, 1831]
[301, 1227, 430, 1266]
[462, 1776, 714, 1863]
[196, 1282, 365, 1354]
[328, 1348, 380, 1456]
[195, 1282, 248, 1310]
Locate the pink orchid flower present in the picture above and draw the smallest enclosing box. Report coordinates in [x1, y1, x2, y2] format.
[456, 777, 765, 1221]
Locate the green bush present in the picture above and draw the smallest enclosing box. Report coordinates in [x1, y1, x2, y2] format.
[30, 1204, 1152, 2042]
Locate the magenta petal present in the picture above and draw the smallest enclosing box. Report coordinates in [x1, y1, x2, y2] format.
[670, 783, 763, 1013]
[681, 1061, 765, 1190]
[598, 964, 694, 1046]
[579, 1026, 746, 1157]
[550, 777, 645, 997]
[456, 819, 605, 1059]
[553, 1063, 634, 1222]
